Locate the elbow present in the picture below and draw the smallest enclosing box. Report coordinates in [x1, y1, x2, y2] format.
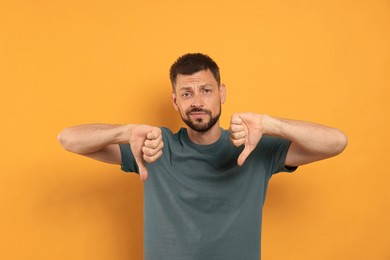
[57, 128, 76, 152]
[332, 130, 348, 156]
[57, 129, 68, 149]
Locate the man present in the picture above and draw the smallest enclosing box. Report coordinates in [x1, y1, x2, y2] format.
[58, 53, 347, 260]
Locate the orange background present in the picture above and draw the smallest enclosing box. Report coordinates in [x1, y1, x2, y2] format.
[1, 0, 389, 259]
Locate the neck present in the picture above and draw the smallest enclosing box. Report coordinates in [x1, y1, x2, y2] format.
[187, 123, 222, 145]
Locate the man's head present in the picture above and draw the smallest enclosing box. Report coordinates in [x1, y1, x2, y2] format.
[170, 53, 226, 133]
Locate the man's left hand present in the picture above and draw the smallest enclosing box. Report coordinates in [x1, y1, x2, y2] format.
[229, 113, 266, 166]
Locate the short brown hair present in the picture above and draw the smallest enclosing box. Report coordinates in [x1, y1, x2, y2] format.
[169, 53, 220, 88]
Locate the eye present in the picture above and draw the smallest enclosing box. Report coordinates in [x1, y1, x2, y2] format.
[181, 92, 192, 98]
[202, 88, 212, 94]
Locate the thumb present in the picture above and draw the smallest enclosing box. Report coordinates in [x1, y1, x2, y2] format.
[130, 138, 149, 182]
[237, 144, 253, 166]
[134, 154, 148, 182]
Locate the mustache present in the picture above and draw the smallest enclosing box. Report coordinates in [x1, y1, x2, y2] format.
[186, 107, 212, 116]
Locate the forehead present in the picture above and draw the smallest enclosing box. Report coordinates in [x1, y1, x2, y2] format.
[175, 69, 218, 89]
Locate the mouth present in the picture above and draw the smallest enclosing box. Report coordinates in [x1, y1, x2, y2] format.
[186, 108, 211, 122]
[189, 112, 208, 119]
[190, 111, 207, 115]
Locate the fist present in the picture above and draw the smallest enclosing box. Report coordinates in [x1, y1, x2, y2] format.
[142, 128, 164, 164]
[129, 125, 164, 181]
[229, 113, 264, 166]
[229, 113, 247, 148]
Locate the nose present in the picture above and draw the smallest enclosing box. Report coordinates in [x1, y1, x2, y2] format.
[191, 93, 204, 108]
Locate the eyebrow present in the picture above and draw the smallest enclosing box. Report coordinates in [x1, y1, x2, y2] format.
[179, 84, 213, 91]
[199, 84, 213, 88]
[178, 86, 193, 92]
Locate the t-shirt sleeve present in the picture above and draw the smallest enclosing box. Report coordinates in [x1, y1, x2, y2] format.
[257, 135, 297, 177]
[118, 144, 139, 174]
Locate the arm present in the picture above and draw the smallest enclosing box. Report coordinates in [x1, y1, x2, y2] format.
[229, 113, 348, 167]
[263, 116, 348, 166]
[57, 124, 164, 181]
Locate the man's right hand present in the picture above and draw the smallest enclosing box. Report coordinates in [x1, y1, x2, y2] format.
[129, 125, 164, 181]
[58, 123, 163, 182]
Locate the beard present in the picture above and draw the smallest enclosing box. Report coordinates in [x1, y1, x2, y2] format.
[180, 106, 221, 133]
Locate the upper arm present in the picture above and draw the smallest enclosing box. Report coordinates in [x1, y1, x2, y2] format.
[285, 142, 330, 167]
[81, 144, 122, 164]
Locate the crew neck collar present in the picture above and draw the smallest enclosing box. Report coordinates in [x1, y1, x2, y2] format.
[180, 128, 228, 153]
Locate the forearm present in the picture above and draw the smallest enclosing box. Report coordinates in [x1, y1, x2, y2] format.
[263, 115, 348, 157]
[57, 124, 133, 154]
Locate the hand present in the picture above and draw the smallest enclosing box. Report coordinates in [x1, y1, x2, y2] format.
[229, 113, 265, 166]
[129, 125, 164, 182]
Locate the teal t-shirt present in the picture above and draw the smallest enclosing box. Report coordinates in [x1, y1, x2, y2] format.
[120, 127, 296, 260]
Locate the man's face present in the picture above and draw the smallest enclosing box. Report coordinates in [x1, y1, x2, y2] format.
[172, 69, 226, 132]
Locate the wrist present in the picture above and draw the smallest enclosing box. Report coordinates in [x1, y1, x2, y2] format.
[115, 124, 135, 144]
[261, 114, 283, 137]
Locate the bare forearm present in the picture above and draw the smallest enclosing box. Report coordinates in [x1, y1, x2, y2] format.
[263, 115, 348, 157]
[230, 112, 348, 166]
[57, 124, 132, 154]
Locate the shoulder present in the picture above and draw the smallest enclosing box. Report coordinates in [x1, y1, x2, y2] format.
[160, 127, 185, 146]
[160, 126, 173, 135]
[160, 127, 182, 138]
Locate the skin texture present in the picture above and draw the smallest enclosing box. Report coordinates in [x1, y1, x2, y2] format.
[58, 69, 348, 181]
[229, 113, 348, 167]
[57, 123, 163, 181]
[171, 69, 226, 145]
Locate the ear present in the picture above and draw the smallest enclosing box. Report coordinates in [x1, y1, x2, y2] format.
[171, 92, 179, 111]
[220, 83, 226, 104]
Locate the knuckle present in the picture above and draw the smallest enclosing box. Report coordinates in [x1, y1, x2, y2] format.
[155, 150, 163, 159]
[230, 139, 240, 147]
[152, 140, 161, 149]
[146, 141, 155, 149]
[142, 147, 154, 156]
[146, 139, 160, 149]
[232, 132, 242, 139]
[143, 155, 153, 163]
